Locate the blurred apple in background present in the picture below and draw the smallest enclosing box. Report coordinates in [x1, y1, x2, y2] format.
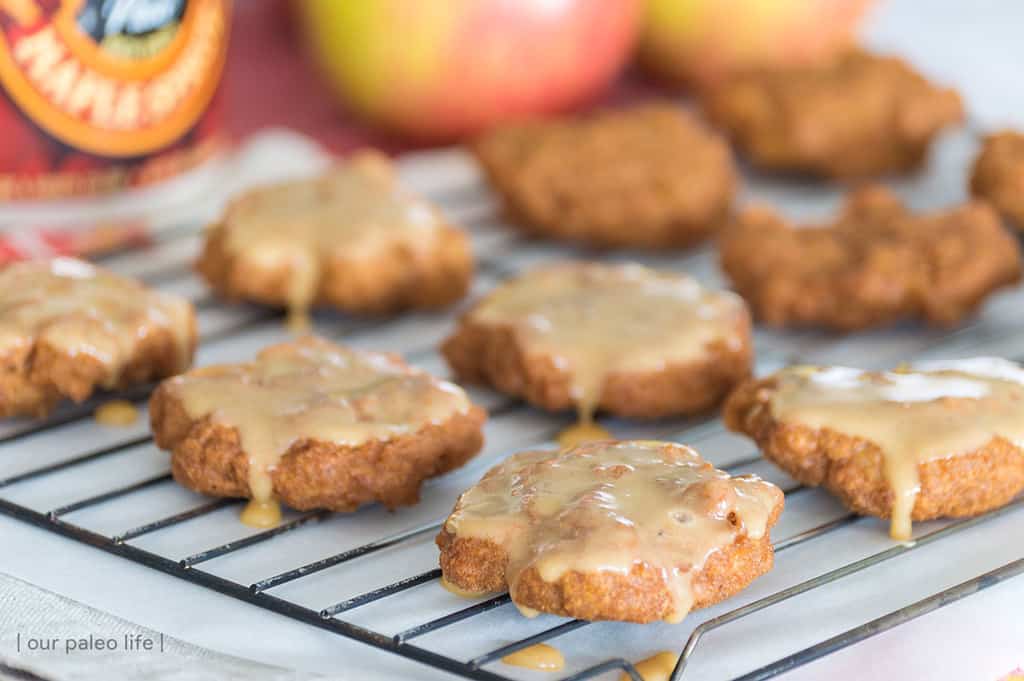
[296, 0, 641, 142]
[638, 0, 872, 89]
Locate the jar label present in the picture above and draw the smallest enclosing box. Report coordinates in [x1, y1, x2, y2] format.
[0, 0, 228, 158]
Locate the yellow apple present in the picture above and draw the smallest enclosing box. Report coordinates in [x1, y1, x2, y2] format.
[296, 0, 642, 141]
[638, 0, 871, 88]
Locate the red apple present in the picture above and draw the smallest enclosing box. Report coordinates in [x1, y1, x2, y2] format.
[638, 0, 872, 89]
[295, 0, 642, 142]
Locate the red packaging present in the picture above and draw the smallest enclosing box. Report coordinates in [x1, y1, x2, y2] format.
[0, 0, 230, 200]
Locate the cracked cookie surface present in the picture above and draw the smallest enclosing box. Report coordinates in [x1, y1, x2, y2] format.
[720, 187, 1021, 331]
[704, 50, 963, 178]
[971, 130, 1024, 230]
[473, 104, 736, 248]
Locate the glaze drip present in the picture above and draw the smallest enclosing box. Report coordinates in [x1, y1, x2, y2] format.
[164, 337, 471, 519]
[501, 643, 565, 672]
[0, 257, 194, 383]
[444, 440, 781, 622]
[769, 359, 1024, 540]
[470, 263, 746, 438]
[219, 152, 445, 319]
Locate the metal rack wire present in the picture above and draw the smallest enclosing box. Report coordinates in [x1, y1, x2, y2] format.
[2, 389, 1022, 681]
[2, 146, 1023, 680]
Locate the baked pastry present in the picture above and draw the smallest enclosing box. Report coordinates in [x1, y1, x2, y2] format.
[720, 186, 1022, 331]
[970, 130, 1024, 230]
[724, 358, 1024, 540]
[473, 103, 736, 248]
[704, 50, 963, 178]
[197, 151, 474, 326]
[151, 336, 486, 527]
[0, 257, 196, 419]
[442, 263, 752, 425]
[437, 440, 783, 622]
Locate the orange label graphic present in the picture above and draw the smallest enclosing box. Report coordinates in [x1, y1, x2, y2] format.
[0, 0, 228, 157]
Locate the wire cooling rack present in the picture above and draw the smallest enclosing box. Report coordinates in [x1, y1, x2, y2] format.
[1, 134, 1023, 681]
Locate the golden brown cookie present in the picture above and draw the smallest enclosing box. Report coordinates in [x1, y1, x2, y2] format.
[437, 440, 783, 623]
[442, 263, 752, 423]
[704, 50, 963, 178]
[0, 258, 196, 419]
[719, 186, 1022, 331]
[970, 130, 1024, 230]
[724, 359, 1024, 540]
[197, 151, 474, 325]
[151, 336, 486, 526]
[473, 103, 736, 248]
